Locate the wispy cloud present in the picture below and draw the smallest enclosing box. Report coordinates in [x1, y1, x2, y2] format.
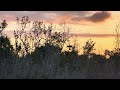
[3, 31, 119, 38]
[70, 33, 118, 38]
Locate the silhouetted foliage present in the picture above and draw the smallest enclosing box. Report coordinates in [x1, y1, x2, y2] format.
[0, 35, 14, 59]
[83, 39, 96, 56]
[1, 16, 120, 79]
[0, 20, 15, 60]
[0, 20, 7, 34]
[31, 43, 62, 64]
[59, 50, 78, 67]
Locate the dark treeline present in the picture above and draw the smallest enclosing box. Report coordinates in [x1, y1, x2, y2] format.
[0, 16, 120, 79]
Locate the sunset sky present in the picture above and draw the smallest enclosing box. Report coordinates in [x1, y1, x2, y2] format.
[0, 11, 119, 34]
[1, 11, 120, 54]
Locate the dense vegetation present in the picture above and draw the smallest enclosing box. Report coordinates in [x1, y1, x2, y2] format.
[0, 16, 120, 79]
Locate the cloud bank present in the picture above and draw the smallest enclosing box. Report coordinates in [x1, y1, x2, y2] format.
[0, 11, 112, 24]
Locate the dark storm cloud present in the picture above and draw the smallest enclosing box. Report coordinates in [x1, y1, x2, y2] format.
[85, 11, 111, 22]
[71, 11, 111, 23]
